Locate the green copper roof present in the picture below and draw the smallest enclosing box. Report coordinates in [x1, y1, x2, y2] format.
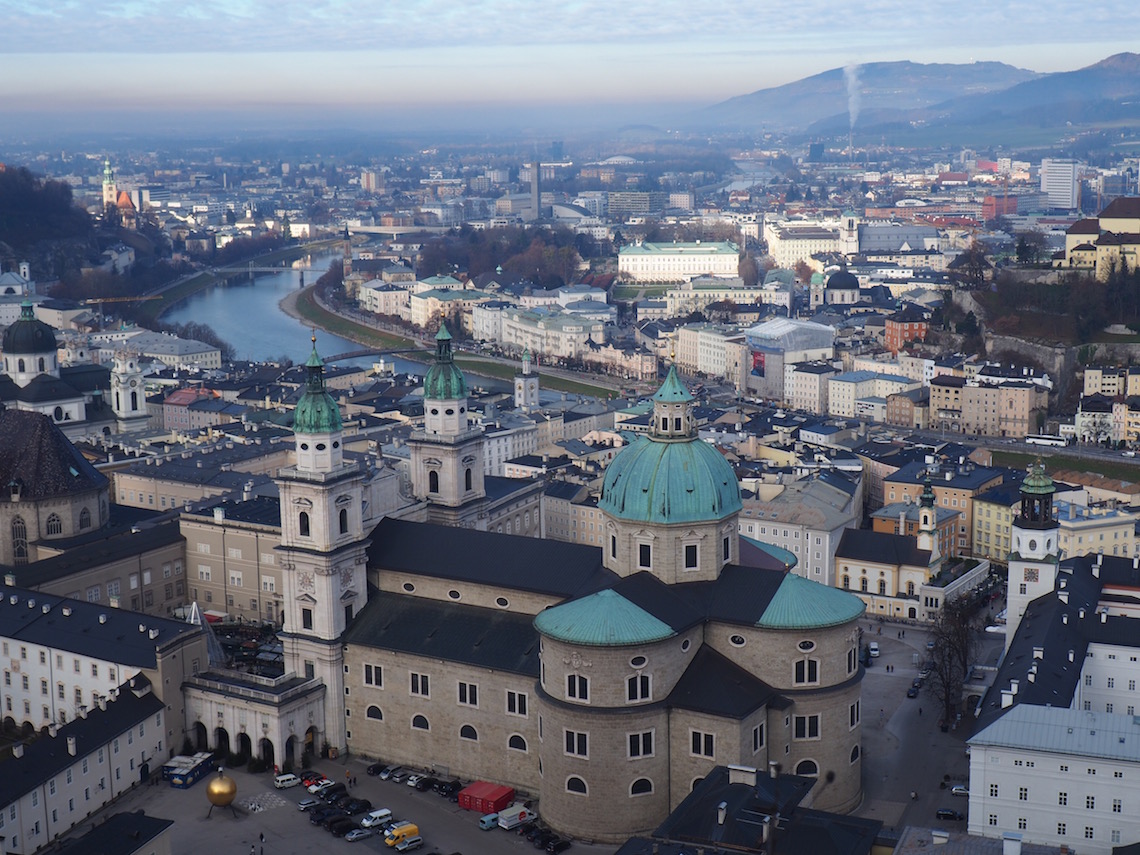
[1021, 460, 1055, 495]
[758, 572, 865, 629]
[741, 535, 797, 570]
[423, 323, 468, 400]
[534, 589, 676, 646]
[599, 435, 742, 524]
[293, 341, 342, 434]
[653, 365, 694, 404]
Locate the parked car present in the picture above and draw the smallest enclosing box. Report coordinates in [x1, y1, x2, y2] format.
[394, 836, 424, 852]
[533, 831, 557, 849]
[516, 821, 539, 837]
[414, 777, 439, 792]
[434, 780, 462, 798]
[274, 773, 302, 789]
[868, 641, 880, 657]
[936, 809, 965, 821]
[367, 763, 387, 776]
[951, 785, 969, 797]
[906, 686, 920, 698]
[912, 677, 924, 689]
[321, 810, 351, 829]
[389, 768, 411, 783]
[300, 770, 323, 785]
[361, 809, 394, 829]
[345, 829, 375, 842]
[548, 840, 572, 854]
[405, 774, 424, 789]
[342, 799, 373, 815]
[297, 798, 322, 811]
[330, 818, 359, 837]
[310, 808, 343, 825]
[308, 779, 336, 795]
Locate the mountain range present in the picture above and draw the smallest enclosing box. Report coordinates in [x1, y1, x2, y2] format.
[700, 53, 1140, 142]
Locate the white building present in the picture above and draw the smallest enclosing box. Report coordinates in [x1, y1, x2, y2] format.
[499, 308, 606, 359]
[827, 371, 918, 419]
[618, 241, 739, 283]
[1040, 159, 1080, 210]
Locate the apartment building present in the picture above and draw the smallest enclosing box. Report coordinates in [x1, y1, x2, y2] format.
[784, 362, 837, 414]
[618, 241, 739, 283]
[884, 460, 1004, 555]
[930, 376, 1048, 439]
[828, 371, 918, 419]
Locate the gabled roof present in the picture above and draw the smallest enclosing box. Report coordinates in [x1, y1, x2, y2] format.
[1098, 196, 1140, 220]
[668, 645, 787, 718]
[836, 528, 932, 568]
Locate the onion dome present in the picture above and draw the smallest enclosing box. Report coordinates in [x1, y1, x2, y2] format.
[2, 300, 57, 355]
[423, 324, 467, 400]
[292, 338, 342, 434]
[599, 365, 741, 525]
[826, 269, 859, 290]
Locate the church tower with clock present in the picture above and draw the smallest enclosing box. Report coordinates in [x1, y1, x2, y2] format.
[276, 339, 369, 752]
[1004, 461, 1058, 653]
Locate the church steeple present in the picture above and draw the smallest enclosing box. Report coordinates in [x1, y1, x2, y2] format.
[916, 476, 939, 560]
[102, 159, 117, 209]
[292, 336, 344, 473]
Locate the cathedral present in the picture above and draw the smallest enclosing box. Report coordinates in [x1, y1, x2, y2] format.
[198, 333, 868, 843]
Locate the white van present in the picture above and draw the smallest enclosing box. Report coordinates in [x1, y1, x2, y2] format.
[361, 808, 394, 828]
[497, 805, 538, 830]
[273, 773, 301, 789]
[868, 641, 880, 658]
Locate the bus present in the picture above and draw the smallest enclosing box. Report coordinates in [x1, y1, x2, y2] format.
[1025, 434, 1069, 447]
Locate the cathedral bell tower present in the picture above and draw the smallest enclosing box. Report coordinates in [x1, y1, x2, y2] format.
[111, 348, 148, 431]
[1004, 461, 1058, 652]
[514, 349, 539, 413]
[915, 476, 941, 563]
[275, 337, 369, 752]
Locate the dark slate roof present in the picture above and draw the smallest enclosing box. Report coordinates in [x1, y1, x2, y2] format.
[884, 459, 1001, 490]
[0, 677, 165, 805]
[679, 563, 785, 627]
[366, 517, 614, 598]
[610, 572, 704, 634]
[0, 408, 108, 499]
[12, 372, 86, 403]
[59, 811, 174, 855]
[185, 495, 282, 527]
[669, 645, 786, 719]
[0, 584, 200, 667]
[835, 529, 931, 567]
[59, 363, 111, 393]
[343, 590, 539, 676]
[1, 521, 185, 587]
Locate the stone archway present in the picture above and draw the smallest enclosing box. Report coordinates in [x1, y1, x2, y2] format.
[215, 727, 231, 756]
[259, 737, 275, 768]
[285, 735, 299, 770]
[304, 725, 319, 762]
[193, 722, 208, 752]
[236, 732, 253, 763]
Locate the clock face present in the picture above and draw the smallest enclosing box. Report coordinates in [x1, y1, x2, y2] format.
[299, 572, 314, 592]
[1024, 567, 1039, 583]
[340, 567, 354, 590]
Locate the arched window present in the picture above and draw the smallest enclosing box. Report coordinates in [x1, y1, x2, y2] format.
[795, 759, 819, 777]
[906, 581, 915, 597]
[45, 514, 62, 536]
[631, 778, 653, 795]
[38, 357, 45, 372]
[366, 706, 383, 720]
[459, 724, 478, 741]
[298, 512, 310, 537]
[17, 358, 24, 373]
[878, 579, 887, 595]
[53, 406, 63, 421]
[508, 734, 527, 751]
[78, 507, 91, 530]
[860, 577, 868, 592]
[429, 471, 439, 493]
[850, 745, 861, 763]
[794, 659, 819, 685]
[411, 715, 429, 731]
[566, 776, 587, 795]
[130, 391, 138, 410]
[465, 468, 472, 491]
[11, 517, 28, 564]
[339, 508, 348, 535]
[842, 575, 849, 589]
[114, 391, 121, 411]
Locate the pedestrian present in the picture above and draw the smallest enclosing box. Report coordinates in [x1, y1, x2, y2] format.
[911, 791, 918, 801]
[919, 707, 923, 716]
[250, 845, 256, 855]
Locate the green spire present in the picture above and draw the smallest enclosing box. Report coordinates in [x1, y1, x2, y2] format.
[424, 323, 467, 400]
[652, 364, 694, 404]
[920, 476, 936, 508]
[292, 336, 342, 434]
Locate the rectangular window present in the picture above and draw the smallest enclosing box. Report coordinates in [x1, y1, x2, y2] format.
[795, 659, 819, 684]
[363, 664, 382, 687]
[565, 730, 588, 757]
[638, 543, 651, 568]
[628, 731, 654, 758]
[691, 730, 715, 757]
[301, 608, 313, 630]
[849, 700, 860, 728]
[458, 681, 478, 706]
[794, 715, 820, 740]
[1113, 799, 1122, 813]
[752, 723, 765, 753]
[229, 571, 242, 587]
[1059, 792, 1068, 806]
[1087, 796, 1096, 810]
[627, 674, 650, 702]
[988, 815, 998, 827]
[1019, 787, 1027, 801]
[198, 566, 211, 581]
[684, 544, 698, 569]
[507, 691, 528, 717]
[567, 674, 588, 701]
[410, 673, 429, 697]
[990, 784, 999, 798]
[262, 579, 276, 593]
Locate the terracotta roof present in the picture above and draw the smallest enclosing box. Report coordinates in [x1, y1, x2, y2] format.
[1098, 196, 1140, 219]
[1067, 218, 1101, 235]
[116, 190, 136, 211]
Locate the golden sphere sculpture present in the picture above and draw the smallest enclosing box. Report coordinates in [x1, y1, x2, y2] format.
[207, 768, 238, 806]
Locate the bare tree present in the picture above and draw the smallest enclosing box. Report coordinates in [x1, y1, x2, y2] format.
[927, 597, 977, 724]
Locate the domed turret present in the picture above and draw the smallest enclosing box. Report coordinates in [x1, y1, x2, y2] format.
[599, 365, 741, 581]
[423, 324, 467, 401]
[292, 337, 343, 473]
[825, 269, 859, 291]
[2, 299, 59, 386]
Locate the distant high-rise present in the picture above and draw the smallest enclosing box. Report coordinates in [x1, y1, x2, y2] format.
[1040, 158, 1080, 210]
[530, 160, 541, 221]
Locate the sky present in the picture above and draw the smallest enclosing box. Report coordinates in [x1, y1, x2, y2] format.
[1, 0, 1139, 125]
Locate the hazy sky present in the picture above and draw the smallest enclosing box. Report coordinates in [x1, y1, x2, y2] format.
[2, 0, 1138, 114]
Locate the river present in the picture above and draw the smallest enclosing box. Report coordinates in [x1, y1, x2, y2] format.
[162, 251, 422, 374]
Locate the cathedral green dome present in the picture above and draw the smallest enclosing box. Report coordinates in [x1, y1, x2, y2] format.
[2, 300, 57, 355]
[599, 366, 741, 525]
[423, 324, 467, 400]
[293, 341, 342, 434]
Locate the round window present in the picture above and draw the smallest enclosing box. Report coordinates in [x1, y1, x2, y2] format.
[402, 582, 415, 592]
[430, 408, 439, 415]
[1028, 539, 1038, 552]
[630, 655, 647, 668]
[316, 443, 326, 451]
[798, 640, 815, 652]
[460, 406, 465, 413]
[332, 440, 340, 448]
[300, 442, 309, 450]
[681, 639, 691, 652]
[448, 590, 461, 600]
[730, 634, 746, 647]
[495, 597, 509, 608]
[445, 408, 454, 415]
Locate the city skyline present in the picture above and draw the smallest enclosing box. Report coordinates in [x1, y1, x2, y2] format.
[2, 0, 1139, 125]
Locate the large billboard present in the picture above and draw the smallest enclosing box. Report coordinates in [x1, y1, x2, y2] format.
[751, 351, 766, 377]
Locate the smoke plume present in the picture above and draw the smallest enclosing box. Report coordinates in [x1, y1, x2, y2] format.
[844, 63, 861, 129]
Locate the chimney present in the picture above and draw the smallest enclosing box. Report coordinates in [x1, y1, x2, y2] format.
[932, 829, 950, 844]
[1101, 610, 1108, 624]
[1068, 649, 1075, 662]
[1079, 608, 1086, 620]
[77, 704, 87, 719]
[728, 765, 758, 787]
[1059, 591, 1069, 605]
[97, 695, 107, 711]
[12, 742, 23, 758]
[48, 723, 58, 737]
[99, 613, 107, 624]
[1093, 563, 1100, 579]
[214, 506, 226, 522]
[67, 736, 77, 756]
[1010, 679, 1019, 695]
[717, 801, 728, 825]
[1001, 689, 1014, 709]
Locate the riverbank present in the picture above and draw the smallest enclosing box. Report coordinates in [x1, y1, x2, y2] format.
[142, 239, 341, 325]
[280, 284, 621, 398]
